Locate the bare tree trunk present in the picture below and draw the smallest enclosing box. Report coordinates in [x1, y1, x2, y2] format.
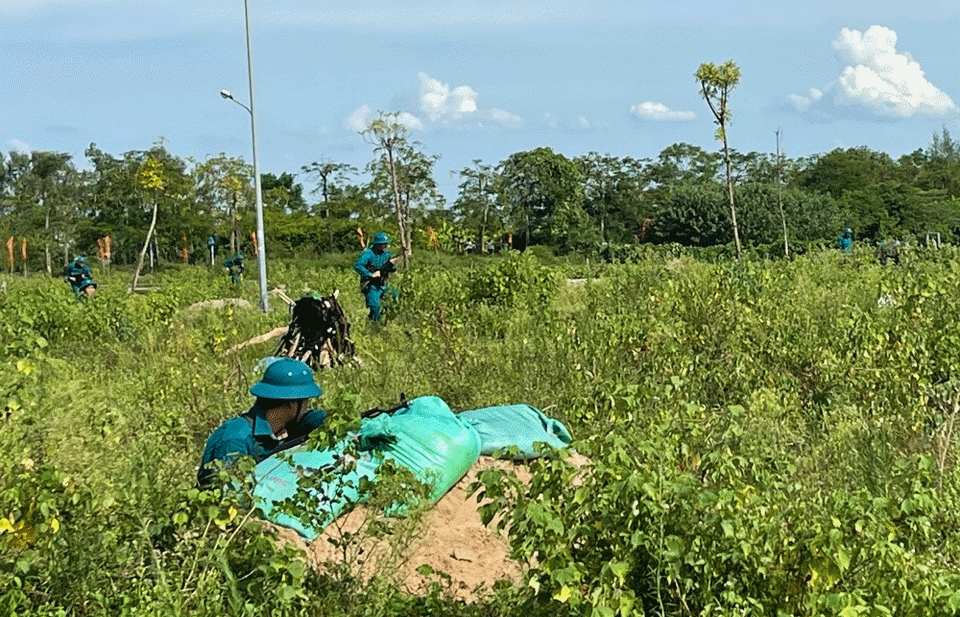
[722, 134, 742, 260]
[230, 193, 238, 256]
[776, 129, 789, 257]
[44, 210, 52, 275]
[131, 199, 159, 292]
[479, 198, 489, 254]
[387, 148, 410, 268]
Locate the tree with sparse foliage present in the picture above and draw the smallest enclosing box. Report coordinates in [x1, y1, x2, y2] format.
[453, 159, 500, 253]
[696, 60, 742, 258]
[193, 154, 252, 255]
[361, 112, 440, 268]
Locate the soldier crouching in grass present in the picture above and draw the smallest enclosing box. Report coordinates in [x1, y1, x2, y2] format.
[197, 358, 326, 487]
[63, 255, 98, 300]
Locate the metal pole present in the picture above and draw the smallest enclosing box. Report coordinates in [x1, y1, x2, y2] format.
[244, 0, 269, 312]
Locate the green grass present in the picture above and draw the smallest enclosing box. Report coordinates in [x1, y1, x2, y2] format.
[3, 246, 960, 615]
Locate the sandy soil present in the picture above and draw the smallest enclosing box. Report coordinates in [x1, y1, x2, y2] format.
[272, 456, 537, 601]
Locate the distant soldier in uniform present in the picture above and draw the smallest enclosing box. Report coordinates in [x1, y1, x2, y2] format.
[63, 255, 97, 300]
[354, 232, 397, 322]
[836, 228, 853, 252]
[224, 253, 245, 284]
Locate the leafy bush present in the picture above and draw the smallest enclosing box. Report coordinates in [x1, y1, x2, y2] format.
[4, 248, 960, 615]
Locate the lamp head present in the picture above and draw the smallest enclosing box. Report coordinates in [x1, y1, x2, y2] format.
[220, 89, 232, 100]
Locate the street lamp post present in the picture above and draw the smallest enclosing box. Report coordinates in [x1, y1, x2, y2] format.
[220, 0, 269, 313]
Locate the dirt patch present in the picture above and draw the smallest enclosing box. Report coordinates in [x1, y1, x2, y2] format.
[187, 298, 253, 311]
[272, 454, 587, 601]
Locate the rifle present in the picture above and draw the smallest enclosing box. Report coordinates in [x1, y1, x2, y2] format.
[370, 255, 400, 281]
[360, 392, 409, 419]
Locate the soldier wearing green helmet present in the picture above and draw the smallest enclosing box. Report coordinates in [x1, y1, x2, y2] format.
[354, 232, 397, 322]
[836, 228, 853, 252]
[197, 357, 327, 486]
[63, 255, 98, 300]
[223, 252, 245, 284]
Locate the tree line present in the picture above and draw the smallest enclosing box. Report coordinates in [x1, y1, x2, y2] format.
[2, 113, 959, 273]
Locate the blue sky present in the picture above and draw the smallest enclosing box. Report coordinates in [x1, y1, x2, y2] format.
[2, 0, 958, 203]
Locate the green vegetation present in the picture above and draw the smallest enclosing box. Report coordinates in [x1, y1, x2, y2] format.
[3, 127, 960, 275]
[3, 246, 960, 615]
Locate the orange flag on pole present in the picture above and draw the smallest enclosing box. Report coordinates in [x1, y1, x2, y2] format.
[357, 227, 366, 248]
[5, 237, 13, 267]
[250, 230, 258, 256]
[20, 237, 26, 262]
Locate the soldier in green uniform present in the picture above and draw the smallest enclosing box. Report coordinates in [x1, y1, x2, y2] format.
[224, 253, 245, 284]
[354, 232, 397, 322]
[63, 255, 98, 300]
[197, 358, 327, 487]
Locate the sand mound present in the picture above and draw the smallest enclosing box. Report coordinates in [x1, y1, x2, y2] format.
[272, 456, 539, 601]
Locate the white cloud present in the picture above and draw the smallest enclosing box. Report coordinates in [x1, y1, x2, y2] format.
[394, 112, 425, 131]
[418, 73, 477, 121]
[346, 105, 424, 132]
[347, 73, 519, 133]
[8, 139, 30, 153]
[788, 88, 823, 111]
[790, 25, 956, 118]
[629, 101, 695, 121]
[489, 108, 521, 127]
[346, 105, 374, 133]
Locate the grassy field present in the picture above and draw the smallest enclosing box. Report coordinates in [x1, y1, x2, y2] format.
[3, 245, 960, 615]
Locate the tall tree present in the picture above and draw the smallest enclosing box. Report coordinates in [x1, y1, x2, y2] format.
[131, 156, 163, 291]
[2, 151, 81, 273]
[918, 126, 960, 198]
[453, 160, 499, 252]
[193, 154, 252, 255]
[575, 153, 645, 244]
[696, 60, 743, 258]
[301, 159, 357, 218]
[497, 147, 584, 251]
[775, 130, 789, 256]
[361, 112, 440, 267]
[261, 172, 307, 213]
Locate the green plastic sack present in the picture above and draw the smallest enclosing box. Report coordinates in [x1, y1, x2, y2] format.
[360, 395, 482, 502]
[253, 395, 481, 540]
[253, 439, 380, 540]
[457, 404, 573, 459]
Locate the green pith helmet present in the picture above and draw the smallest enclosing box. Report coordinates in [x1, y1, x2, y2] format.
[235, 253, 244, 261]
[843, 228, 852, 235]
[249, 358, 322, 400]
[74, 255, 86, 264]
[372, 232, 390, 245]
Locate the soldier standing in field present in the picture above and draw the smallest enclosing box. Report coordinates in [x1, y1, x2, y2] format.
[837, 227, 853, 252]
[354, 232, 397, 322]
[224, 253, 245, 284]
